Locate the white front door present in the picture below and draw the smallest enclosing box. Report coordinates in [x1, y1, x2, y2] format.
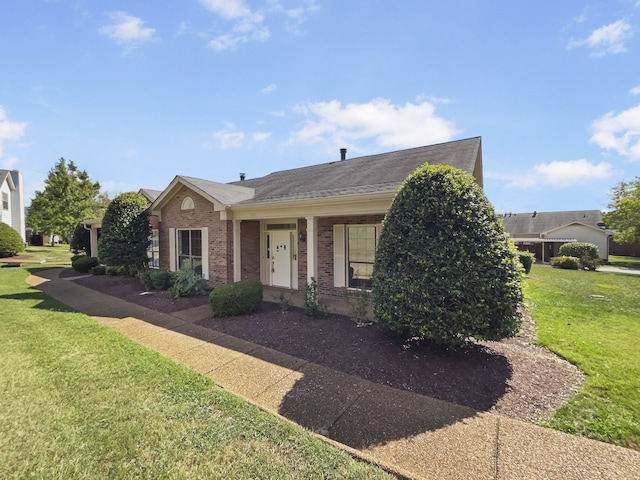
[270, 230, 291, 288]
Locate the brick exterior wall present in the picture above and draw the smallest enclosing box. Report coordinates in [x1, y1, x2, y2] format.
[314, 214, 385, 298]
[240, 220, 261, 280]
[158, 186, 233, 287]
[158, 185, 387, 293]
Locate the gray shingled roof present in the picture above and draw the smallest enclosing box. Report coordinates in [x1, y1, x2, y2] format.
[138, 188, 162, 203]
[229, 137, 481, 205]
[501, 210, 604, 235]
[0, 170, 14, 189]
[177, 176, 255, 206]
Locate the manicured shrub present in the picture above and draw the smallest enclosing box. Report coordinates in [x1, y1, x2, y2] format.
[559, 242, 599, 260]
[70, 222, 90, 255]
[518, 251, 535, 274]
[97, 192, 151, 271]
[551, 256, 579, 270]
[209, 280, 263, 317]
[559, 242, 600, 270]
[139, 269, 173, 291]
[0, 223, 25, 257]
[72, 256, 99, 273]
[372, 164, 523, 347]
[169, 268, 210, 298]
[0, 222, 24, 257]
[91, 265, 106, 275]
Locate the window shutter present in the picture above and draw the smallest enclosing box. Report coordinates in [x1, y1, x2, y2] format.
[169, 228, 176, 271]
[333, 224, 346, 288]
[201, 227, 209, 280]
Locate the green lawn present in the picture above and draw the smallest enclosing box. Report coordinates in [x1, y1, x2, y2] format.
[0, 267, 394, 479]
[606, 255, 640, 270]
[524, 264, 640, 450]
[22, 243, 74, 265]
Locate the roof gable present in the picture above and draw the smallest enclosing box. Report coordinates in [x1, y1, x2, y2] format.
[151, 175, 255, 212]
[0, 170, 16, 190]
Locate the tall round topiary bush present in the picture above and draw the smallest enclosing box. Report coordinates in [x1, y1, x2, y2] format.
[0, 223, 25, 257]
[97, 192, 151, 271]
[372, 164, 523, 347]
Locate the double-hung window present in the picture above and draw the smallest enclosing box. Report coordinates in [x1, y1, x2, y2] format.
[178, 229, 203, 276]
[147, 229, 160, 269]
[334, 224, 381, 289]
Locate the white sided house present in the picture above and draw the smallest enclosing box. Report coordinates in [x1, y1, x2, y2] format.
[150, 137, 484, 297]
[501, 210, 609, 262]
[0, 170, 25, 242]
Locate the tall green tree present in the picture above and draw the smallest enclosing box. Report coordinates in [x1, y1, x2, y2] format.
[97, 192, 151, 270]
[603, 177, 640, 244]
[28, 158, 101, 243]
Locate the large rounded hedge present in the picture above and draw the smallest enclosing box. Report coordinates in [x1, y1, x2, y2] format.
[97, 192, 151, 270]
[372, 164, 523, 347]
[0, 223, 25, 257]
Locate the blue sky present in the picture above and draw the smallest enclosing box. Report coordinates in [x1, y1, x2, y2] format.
[1, 0, 639, 215]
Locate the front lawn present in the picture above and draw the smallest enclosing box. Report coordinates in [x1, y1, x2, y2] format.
[0, 267, 393, 479]
[524, 264, 640, 450]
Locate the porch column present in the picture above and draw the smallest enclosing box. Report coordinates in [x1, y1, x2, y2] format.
[305, 216, 317, 283]
[90, 227, 99, 258]
[233, 220, 241, 282]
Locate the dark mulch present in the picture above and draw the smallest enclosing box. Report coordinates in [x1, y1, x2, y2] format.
[68, 270, 583, 422]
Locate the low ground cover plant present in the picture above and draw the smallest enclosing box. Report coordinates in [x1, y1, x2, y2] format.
[169, 267, 210, 298]
[209, 280, 263, 316]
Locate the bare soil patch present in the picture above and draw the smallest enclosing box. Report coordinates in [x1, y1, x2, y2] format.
[68, 270, 583, 422]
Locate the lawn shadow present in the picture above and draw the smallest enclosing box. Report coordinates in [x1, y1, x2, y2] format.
[0, 291, 78, 312]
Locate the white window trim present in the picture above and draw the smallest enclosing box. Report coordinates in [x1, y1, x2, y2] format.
[333, 223, 381, 289]
[169, 227, 209, 280]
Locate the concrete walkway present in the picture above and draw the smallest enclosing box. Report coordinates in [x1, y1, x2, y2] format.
[27, 269, 640, 480]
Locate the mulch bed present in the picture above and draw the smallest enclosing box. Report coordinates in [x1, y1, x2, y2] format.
[68, 270, 583, 423]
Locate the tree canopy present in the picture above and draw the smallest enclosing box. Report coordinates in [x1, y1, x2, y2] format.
[27, 158, 102, 243]
[603, 177, 640, 244]
[372, 164, 523, 347]
[97, 191, 151, 270]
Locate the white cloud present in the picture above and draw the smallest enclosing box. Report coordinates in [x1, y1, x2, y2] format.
[0, 106, 27, 159]
[289, 98, 460, 150]
[98, 11, 158, 53]
[590, 103, 640, 160]
[261, 83, 277, 94]
[212, 123, 245, 148]
[506, 159, 614, 188]
[253, 131, 272, 141]
[631, 85, 640, 95]
[201, 0, 318, 51]
[568, 19, 633, 56]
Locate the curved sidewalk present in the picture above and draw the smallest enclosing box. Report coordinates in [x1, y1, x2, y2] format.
[28, 269, 640, 480]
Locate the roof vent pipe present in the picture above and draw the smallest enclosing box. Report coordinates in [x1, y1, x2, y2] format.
[239, 173, 246, 181]
[340, 148, 347, 160]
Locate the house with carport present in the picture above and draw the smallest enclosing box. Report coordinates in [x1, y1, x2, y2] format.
[150, 137, 483, 297]
[501, 210, 609, 262]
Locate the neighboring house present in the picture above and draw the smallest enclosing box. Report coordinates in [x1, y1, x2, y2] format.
[150, 137, 483, 297]
[81, 188, 162, 258]
[0, 170, 26, 242]
[501, 210, 609, 262]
